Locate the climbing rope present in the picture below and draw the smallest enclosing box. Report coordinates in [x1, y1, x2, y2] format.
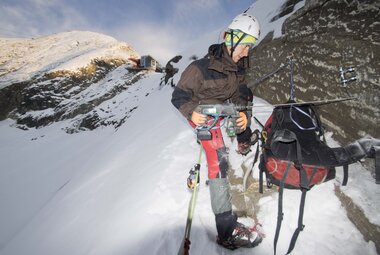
[178, 145, 203, 255]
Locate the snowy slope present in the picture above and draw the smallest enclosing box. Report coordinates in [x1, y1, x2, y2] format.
[0, 0, 379, 254]
[0, 31, 139, 88]
[0, 73, 378, 255]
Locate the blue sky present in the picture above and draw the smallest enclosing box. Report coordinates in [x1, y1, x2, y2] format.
[0, 0, 255, 63]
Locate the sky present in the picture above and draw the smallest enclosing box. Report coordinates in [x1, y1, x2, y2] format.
[0, 0, 256, 63]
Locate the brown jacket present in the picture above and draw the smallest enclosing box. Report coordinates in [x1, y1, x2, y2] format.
[171, 43, 252, 119]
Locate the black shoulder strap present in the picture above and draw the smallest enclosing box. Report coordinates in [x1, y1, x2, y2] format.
[343, 165, 349, 186]
[274, 161, 292, 255]
[259, 154, 264, 194]
[375, 146, 380, 184]
[286, 165, 318, 254]
[287, 188, 307, 254]
[272, 130, 313, 255]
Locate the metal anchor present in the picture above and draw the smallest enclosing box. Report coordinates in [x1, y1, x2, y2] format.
[339, 66, 357, 87]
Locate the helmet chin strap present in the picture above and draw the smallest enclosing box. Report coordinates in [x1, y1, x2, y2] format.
[228, 30, 247, 58]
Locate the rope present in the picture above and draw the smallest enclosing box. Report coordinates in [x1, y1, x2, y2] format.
[248, 61, 290, 89]
[179, 145, 203, 255]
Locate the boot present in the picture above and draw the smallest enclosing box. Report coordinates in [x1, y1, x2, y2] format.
[217, 222, 263, 250]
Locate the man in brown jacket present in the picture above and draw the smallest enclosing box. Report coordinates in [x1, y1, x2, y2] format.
[171, 13, 263, 250]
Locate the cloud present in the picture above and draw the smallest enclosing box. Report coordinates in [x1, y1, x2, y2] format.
[105, 0, 227, 64]
[172, 0, 225, 32]
[0, 0, 88, 37]
[0, 0, 256, 64]
[173, 0, 221, 20]
[109, 0, 227, 64]
[109, 22, 185, 64]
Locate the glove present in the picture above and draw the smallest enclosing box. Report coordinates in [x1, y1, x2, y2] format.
[236, 112, 248, 130]
[191, 111, 207, 126]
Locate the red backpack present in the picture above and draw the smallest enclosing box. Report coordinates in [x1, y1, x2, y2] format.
[258, 102, 379, 254]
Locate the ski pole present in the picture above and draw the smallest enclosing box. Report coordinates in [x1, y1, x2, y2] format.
[178, 145, 203, 255]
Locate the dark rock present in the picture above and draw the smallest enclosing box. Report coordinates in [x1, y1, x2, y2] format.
[248, 0, 380, 144]
[0, 59, 147, 132]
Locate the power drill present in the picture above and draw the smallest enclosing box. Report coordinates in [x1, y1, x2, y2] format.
[194, 102, 252, 140]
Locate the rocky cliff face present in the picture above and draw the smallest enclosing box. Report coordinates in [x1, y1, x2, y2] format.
[0, 31, 153, 133]
[0, 60, 148, 132]
[248, 0, 379, 144]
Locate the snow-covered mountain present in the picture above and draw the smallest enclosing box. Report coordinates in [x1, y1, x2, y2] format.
[0, 31, 139, 86]
[0, 31, 156, 133]
[0, 1, 379, 255]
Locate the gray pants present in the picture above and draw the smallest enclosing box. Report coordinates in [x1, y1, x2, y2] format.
[208, 178, 232, 214]
[208, 178, 237, 240]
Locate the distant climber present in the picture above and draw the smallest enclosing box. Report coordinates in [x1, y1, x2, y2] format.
[160, 55, 182, 87]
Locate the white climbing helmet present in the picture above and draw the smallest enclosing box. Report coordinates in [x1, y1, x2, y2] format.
[227, 13, 261, 40]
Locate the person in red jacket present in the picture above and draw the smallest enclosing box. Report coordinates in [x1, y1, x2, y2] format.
[171, 13, 263, 250]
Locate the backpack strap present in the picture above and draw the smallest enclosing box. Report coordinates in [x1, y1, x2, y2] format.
[274, 161, 292, 255]
[270, 129, 310, 190]
[259, 154, 264, 194]
[287, 188, 307, 254]
[286, 166, 318, 254]
[273, 164, 313, 255]
[375, 146, 380, 184]
[342, 164, 349, 186]
[271, 129, 313, 255]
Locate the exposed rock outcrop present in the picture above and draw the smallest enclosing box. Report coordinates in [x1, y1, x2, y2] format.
[248, 0, 379, 144]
